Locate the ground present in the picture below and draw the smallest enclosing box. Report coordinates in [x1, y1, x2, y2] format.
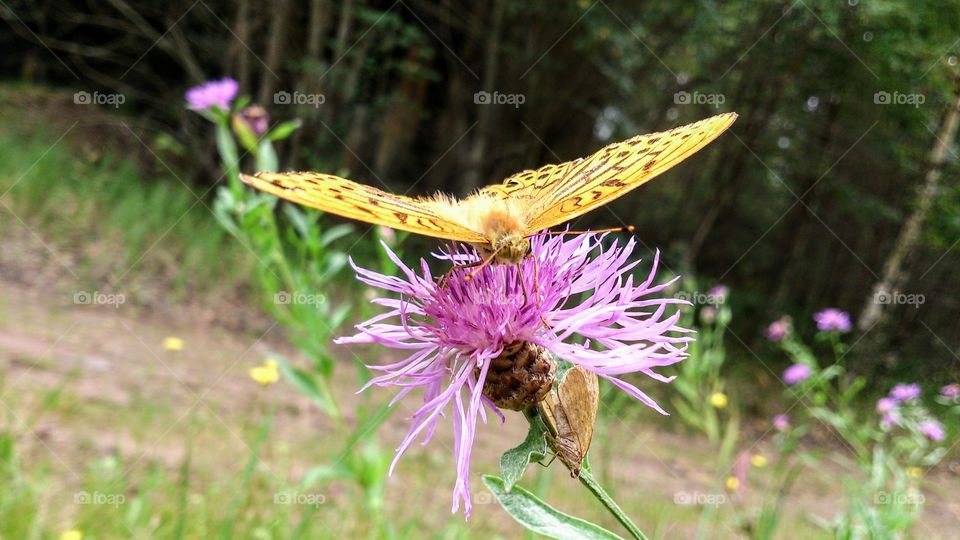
[2, 277, 958, 539]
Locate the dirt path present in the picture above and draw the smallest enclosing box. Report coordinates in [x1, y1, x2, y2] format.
[1, 280, 958, 539]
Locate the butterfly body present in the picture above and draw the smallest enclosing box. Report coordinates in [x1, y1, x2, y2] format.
[241, 113, 737, 258]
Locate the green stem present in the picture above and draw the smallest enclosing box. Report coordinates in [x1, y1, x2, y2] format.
[578, 468, 649, 540]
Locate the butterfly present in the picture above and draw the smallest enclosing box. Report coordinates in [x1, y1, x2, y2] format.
[537, 365, 599, 477]
[241, 113, 736, 265]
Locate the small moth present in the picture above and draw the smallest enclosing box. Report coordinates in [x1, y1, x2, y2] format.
[536, 365, 599, 477]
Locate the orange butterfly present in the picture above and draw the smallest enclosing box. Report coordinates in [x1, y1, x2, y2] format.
[241, 113, 736, 264]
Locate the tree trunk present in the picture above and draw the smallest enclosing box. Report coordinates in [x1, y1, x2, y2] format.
[257, 0, 291, 105]
[462, 0, 504, 191]
[858, 83, 960, 332]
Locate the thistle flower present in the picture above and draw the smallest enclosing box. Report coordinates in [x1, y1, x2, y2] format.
[336, 233, 691, 517]
[876, 397, 897, 414]
[890, 382, 921, 402]
[772, 414, 790, 431]
[238, 105, 270, 136]
[919, 420, 945, 442]
[185, 78, 238, 111]
[783, 363, 811, 385]
[813, 308, 852, 333]
[765, 316, 790, 342]
[940, 383, 960, 398]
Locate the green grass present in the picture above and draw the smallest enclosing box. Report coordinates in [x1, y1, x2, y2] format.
[0, 117, 253, 299]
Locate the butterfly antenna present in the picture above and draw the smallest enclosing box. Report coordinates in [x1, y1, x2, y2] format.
[534, 225, 635, 236]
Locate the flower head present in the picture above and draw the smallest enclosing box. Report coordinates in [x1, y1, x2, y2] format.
[163, 336, 184, 351]
[890, 383, 921, 402]
[940, 383, 960, 399]
[249, 358, 280, 385]
[709, 392, 728, 409]
[337, 233, 690, 516]
[813, 308, 852, 333]
[919, 420, 945, 442]
[783, 363, 811, 385]
[60, 531, 83, 540]
[750, 454, 768, 468]
[876, 397, 897, 414]
[765, 316, 791, 342]
[185, 78, 238, 111]
[707, 284, 728, 303]
[238, 105, 270, 136]
[772, 414, 790, 432]
[880, 411, 901, 429]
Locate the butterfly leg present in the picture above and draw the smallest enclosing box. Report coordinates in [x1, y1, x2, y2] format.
[528, 255, 552, 329]
[437, 260, 481, 289]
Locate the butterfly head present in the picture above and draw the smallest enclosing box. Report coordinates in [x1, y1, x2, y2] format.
[488, 233, 530, 264]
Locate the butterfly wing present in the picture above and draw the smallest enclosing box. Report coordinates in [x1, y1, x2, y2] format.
[241, 171, 486, 243]
[514, 113, 736, 232]
[557, 366, 599, 462]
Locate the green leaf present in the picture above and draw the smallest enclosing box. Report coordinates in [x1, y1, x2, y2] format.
[274, 355, 338, 417]
[268, 119, 303, 141]
[500, 419, 548, 491]
[256, 138, 279, 172]
[482, 475, 624, 540]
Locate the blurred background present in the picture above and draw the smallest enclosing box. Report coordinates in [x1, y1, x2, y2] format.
[1, 1, 959, 538]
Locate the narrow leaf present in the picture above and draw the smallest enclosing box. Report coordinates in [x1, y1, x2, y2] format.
[482, 475, 624, 540]
[500, 419, 548, 491]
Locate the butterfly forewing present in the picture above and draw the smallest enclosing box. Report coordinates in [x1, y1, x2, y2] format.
[537, 365, 600, 477]
[241, 171, 486, 243]
[520, 113, 737, 232]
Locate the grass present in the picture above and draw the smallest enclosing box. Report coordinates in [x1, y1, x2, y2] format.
[0, 84, 953, 539]
[0, 98, 253, 301]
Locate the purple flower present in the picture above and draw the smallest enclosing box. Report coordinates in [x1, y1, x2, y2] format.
[765, 316, 790, 342]
[707, 284, 728, 302]
[940, 383, 960, 398]
[880, 411, 901, 429]
[890, 383, 921, 402]
[919, 420, 945, 442]
[772, 414, 790, 432]
[185, 78, 238, 111]
[336, 234, 690, 517]
[238, 105, 270, 135]
[876, 397, 897, 414]
[783, 363, 812, 385]
[813, 308, 852, 333]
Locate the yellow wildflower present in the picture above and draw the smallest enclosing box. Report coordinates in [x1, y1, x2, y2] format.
[249, 359, 280, 385]
[750, 454, 768, 468]
[61, 530, 83, 540]
[724, 476, 740, 491]
[163, 336, 184, 351]
[906, 466, 923, 479]
[709, 392, 728, 409]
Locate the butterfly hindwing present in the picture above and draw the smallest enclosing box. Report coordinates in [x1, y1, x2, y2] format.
[241, 171, 486, 243]
[517, 113, 737, 232]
